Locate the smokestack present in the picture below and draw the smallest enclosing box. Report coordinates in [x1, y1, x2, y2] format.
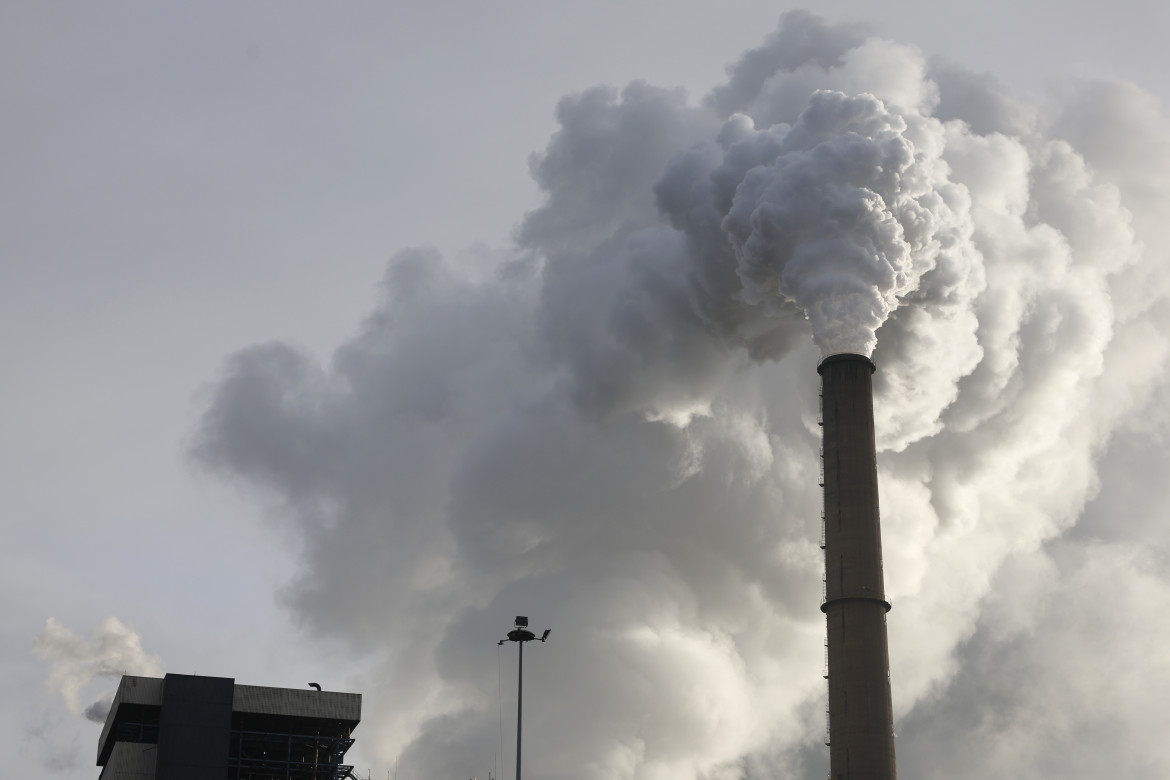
[818, 353, 896, 780]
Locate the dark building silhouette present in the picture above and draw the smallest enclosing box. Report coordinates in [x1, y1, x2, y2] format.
[819, 354, 897, 780]
[96, 673, 361, 780]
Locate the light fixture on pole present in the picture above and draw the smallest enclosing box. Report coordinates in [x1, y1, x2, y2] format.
[498, 616, 550, 780]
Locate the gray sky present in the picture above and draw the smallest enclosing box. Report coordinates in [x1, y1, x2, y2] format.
[5, 3, 1170, 779]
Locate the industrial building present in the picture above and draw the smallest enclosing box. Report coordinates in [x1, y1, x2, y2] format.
[818, 354, 897, 779]
[96, 673, 361, 780]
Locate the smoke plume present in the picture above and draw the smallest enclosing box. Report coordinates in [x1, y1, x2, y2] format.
[194, 11, 1170, 779]
[34, 616, 162, 724]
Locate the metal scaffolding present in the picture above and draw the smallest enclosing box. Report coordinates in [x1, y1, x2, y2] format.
[227, 726, 358, 780]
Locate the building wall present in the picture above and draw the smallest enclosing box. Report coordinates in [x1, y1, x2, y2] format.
[99, 741, 157, 780]
[155, 675, 234, 780]
[97, 676, 164, 765]
[234, 683, 361, 721]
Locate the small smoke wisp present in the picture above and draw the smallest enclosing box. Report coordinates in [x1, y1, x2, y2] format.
[34, 616, 162, 723]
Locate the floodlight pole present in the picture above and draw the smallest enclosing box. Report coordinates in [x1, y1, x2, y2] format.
[515, 637, 525, 780]
[499, 617, 549, 780]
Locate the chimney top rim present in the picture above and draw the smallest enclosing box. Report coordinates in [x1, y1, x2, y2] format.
[817, 353, 876, 374]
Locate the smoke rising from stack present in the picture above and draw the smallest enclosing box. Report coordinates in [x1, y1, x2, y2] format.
[194, 11, 1170, 780]
[34, 617, 162, 723]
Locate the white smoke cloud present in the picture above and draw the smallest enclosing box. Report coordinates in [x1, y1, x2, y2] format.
[898, 539, 1170, 778]
[666, 89, 980, 358]
[193, 11, 1170, 780]
[34, 616, 162, 724]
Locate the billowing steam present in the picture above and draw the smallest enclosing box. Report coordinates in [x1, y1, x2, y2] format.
[683, 90, 971, 357]
[34, 617, 162, 724]
[194, 11, 1170, 780]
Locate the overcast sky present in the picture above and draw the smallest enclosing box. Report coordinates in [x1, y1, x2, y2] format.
[5, 3, 1170, 779]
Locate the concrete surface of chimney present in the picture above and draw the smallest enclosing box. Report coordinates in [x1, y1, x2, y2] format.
[819, 353, 897, 780]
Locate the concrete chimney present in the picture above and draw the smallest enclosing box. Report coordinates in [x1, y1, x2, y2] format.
[818, 353, 896, 780]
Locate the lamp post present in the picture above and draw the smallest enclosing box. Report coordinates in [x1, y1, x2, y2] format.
[498, 616, 550, 780]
